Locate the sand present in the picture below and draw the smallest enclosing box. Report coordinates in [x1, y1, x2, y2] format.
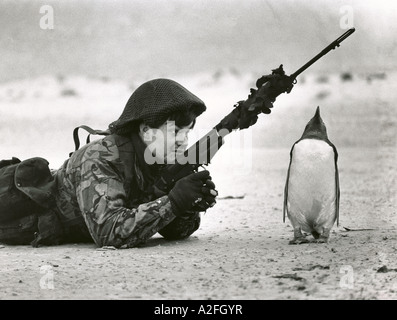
[0, 71, 396, 300]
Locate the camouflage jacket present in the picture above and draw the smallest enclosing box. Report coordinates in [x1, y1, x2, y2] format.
[54, 134, 179, 248]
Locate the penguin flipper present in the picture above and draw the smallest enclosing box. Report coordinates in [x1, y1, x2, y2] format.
[328, 140, 340, 227]
[335, 162, 340, 226]
[283, 179, 288, 223]
[283, 145, 295, 223]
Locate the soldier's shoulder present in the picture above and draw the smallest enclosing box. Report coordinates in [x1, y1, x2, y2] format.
[70, 135, 120, 165]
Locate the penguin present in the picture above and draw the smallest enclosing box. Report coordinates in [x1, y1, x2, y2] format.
[283, 106, 340, 244]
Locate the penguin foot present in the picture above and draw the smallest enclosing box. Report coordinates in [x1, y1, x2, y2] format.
[312, 236, 329, 244]
[289, 237, 310, 245]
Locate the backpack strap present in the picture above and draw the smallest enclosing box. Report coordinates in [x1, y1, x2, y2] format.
[70, 125, 110, 156]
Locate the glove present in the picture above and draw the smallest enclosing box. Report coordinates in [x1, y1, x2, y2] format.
[168, 170, 217, 216]
[191, 178, 217, 211]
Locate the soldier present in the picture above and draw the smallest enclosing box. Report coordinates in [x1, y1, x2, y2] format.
[52, 78, 218, 248]
[0, 78, 218, 248]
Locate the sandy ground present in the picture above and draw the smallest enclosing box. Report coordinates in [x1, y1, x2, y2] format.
[0, 71, 396, 300]
[0, 146, 395, 300]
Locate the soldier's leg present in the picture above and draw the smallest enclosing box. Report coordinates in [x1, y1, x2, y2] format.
[158, 212, 200, 240]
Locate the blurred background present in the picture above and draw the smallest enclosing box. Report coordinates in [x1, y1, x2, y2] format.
[0, 0, 396, 168]
[1, 0, 396, 81]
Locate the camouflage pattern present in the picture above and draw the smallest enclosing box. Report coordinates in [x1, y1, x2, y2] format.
[54, 134, 195, 248]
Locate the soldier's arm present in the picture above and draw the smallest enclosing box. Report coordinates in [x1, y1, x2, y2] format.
[75, 158, 177, 248]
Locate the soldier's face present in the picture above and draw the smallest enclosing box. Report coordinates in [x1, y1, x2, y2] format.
[141, 121, 194, 164]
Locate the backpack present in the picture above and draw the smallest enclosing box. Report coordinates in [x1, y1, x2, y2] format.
[0, 124, 109, 245]
[0, 157, 57, 245]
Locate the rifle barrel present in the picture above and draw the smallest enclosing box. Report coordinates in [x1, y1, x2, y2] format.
[290, 28, 355, 79]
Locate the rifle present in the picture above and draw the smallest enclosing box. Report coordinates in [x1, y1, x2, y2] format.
[153, 28, 356, 195]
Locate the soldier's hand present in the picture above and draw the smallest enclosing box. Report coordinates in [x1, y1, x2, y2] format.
[192, 178, 217, 211]
[168, 170, 213, 216]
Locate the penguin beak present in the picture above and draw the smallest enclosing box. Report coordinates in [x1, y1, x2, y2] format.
[315, 106, 321, 119]
[300, 106, 328, 140]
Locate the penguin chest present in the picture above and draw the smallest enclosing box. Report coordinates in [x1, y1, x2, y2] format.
[287, 139, 337, 228]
